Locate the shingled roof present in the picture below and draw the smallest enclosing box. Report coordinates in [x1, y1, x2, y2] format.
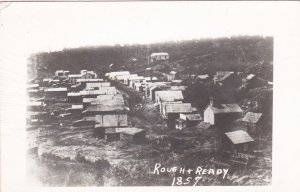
[225, 130, 254, 144]
[165, 103, 192, 113]
[84, 94, 125, 112]
[156, 91, 183, 102]
[242, 112, 262, 124]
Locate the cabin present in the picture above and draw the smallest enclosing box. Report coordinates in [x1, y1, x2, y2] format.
[162, 103, 192, 118]
[150, 52, 169, 62]
[95, 114, 128, 128]
[55, 70, 69, 78]
[76, 79, 104, 87]
[82, 98, 96, 109]
[83, 94, 126, 116]
[44, 88, 67, 97]
[223, 130, 255, 164]
[121, 74, 138, 85]
[67, 92, 82, 103]
[118, 128, 146, 143]
[167, 71, 177, 81]
[148, 83, 171, 101]
[105, 71, 130, 80]
[204, 98, 243, 126]
[155, 91, 184, 113]
[85, 82, 111, 90]
[242, 112, 263, 135]
[80, 70, 97, 79]
[65, 105, 83, 118]
[128, 76, 145, 88]
[79, 87, 117, 98]
[94, 114, 128, 139]
[175, 113, 202, 130]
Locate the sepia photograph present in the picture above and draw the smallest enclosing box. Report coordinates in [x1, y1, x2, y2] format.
[1, 1, 300, 191]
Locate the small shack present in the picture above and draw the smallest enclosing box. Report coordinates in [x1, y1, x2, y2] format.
[150, 52, 169, 62]
[67, 92, 82, 103]
[242, 112, 263, 135]
[175, 113, 202, 130]
[44, 87, 67, 97]
[118, 128, 146, 143]
[224, 130, 255, 154]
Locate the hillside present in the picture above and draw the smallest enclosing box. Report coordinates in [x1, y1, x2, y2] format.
[28, 36, 273, 81]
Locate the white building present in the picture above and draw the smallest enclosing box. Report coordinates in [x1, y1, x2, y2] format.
[150, 52, 169, 62]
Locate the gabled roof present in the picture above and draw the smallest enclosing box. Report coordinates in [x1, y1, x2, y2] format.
[45, 88, 67, 92]
[165, 103, 192, 113]
[150, 52, 169, 57]
[156, 91, 183, 102]
[71, 105, 83, 109]
[86, 82, 111, 89]
[246, 74, 255, 80]
[76, 78, 104, 83]
[170, 86, 186, 91]
[225, 130, 254, 144]
[242, 112, 262, 124]
[84, 94, 125, 112]
[68, 74, 82, 78]
[67, 92, 81, 97]
[83, 98, 96, 103]
[80, 87, 117, 96]
[208, 104, 243, 114]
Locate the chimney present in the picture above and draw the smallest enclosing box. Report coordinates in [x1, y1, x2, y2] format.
[209, 97, 214, 107]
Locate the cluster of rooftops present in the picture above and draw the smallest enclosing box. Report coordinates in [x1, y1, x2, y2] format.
[27, 66, 266, 151]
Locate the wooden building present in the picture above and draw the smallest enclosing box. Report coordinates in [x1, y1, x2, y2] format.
[44, 87, 68, 97]
[242, 112, 263, 135]
[67, 92, 82, 103]
[175, 113, 202, 130]
[118, 128, 146, 143]
[223, 130, 255, 164]
[155, 90, 184, 113]
[204, 98, 243, 126]
[150, 52, 169, 62]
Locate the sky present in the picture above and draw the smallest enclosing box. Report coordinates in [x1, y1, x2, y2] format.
[0, 1, 281, 54]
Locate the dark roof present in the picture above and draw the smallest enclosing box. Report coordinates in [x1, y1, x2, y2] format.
[208, 104, 243, 114]
[242, 112, 262, 124]
[225, 130, 254, 144]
